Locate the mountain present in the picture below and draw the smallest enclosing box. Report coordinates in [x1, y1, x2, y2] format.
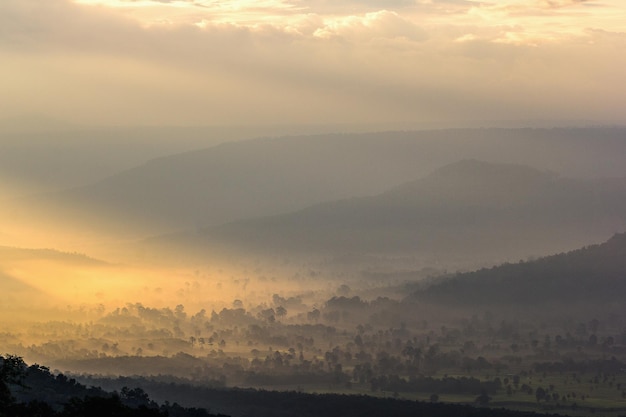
[0, 270, 41, 296]
[0, 246, 112, 307]
[28, 127, 626, 238]
[409, 232, 626, 305]
[184, 160, 626, 266]
[0, 268, 51, 309]
[0, 126, 231, 197]
[0, 246, 107, 265]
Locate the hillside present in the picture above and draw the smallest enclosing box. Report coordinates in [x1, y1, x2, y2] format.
[0, 271, 41, 297]
[0, 246, 125, 308]
[0, 126, 230, 197]
[0, 246, 107, 265]
[189, 160, 626, 265]
[0, 247, 105, 305]
[0, 355, 216, 416]
[410, 232, 626, 305]
[27, 127, 626, 237]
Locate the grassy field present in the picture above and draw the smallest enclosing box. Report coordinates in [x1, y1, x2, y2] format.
[248, 371, 626, 417]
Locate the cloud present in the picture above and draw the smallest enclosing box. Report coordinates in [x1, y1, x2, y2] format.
[313, 10, 427, 41]
[471, 0, 602, 19]
[288, 0, 419, 14]
[0, 0, 624, 127]
[538, 0, 591, 10]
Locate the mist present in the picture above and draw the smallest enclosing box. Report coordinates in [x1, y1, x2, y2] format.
[2, 129, 626, 391]
[2, 1, 626, 415]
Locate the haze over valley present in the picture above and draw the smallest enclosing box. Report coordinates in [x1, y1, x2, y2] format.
[3, 125, 626, 416]
[2, 0, 626, 416]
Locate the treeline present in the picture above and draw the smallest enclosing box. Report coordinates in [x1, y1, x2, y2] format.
[69, 376, 569, 417]
[3, 355, 579, 417]
[369, 375, 501, 395]
[0, 355, 220, 417]
[417, 232, 626, 305]
[534, 357, 625, 374]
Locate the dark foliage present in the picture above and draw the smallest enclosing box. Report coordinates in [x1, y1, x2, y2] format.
[147, 387, 566, 417]
[1, 355, 577, 417]
[534, 357, 625, 374]
[0, 355, 217, 417]
[369, 375, 501, 395]
[415, 232, 626, 305]
[60, 395, 166, 417]
[79, 376, 569, 417]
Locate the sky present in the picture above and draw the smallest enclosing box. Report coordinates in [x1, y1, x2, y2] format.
[1, 0, 625, 127]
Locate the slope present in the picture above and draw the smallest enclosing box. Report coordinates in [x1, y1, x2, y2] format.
[410, 232, 626, 305]
[0, 246, 110, 307]
[28, 127, 626, 239]
[195, 160, 626, 265]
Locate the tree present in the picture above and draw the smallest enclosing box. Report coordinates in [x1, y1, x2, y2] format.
[62, 395, 165, 417]
[258, 308, 276, 323]
[0, 355, 26, 410]
[588, 334, 598, 346]
[307, 309, 320, 322]
[120, 386, 151, 408]
[174, 304, 187, 320]
[535, 386, 547, 402]
[475, 389, 491, 405]
[401, 345, 422, 373]
[275, 306, 287, 319]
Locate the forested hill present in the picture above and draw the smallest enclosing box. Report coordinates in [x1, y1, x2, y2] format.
[0, 246, 107, 265]
[0, 355, 217, 417]
[410, 232, 626, 305]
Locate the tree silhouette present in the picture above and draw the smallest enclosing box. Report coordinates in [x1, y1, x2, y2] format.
[475, 389, 491, 405]
[0, 355, 26, 410]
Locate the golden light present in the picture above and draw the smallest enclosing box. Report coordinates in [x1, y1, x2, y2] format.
[71, 0, 303, 27]
[68, 0, 626, 45]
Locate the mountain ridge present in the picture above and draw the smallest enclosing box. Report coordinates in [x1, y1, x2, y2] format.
[26, 127, 626, 238]
[189, 160, 626, 266]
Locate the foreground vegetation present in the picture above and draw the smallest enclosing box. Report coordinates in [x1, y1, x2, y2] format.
[0, 354, 217, 416]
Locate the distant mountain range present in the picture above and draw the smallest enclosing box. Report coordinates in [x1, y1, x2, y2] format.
[29, 127, 626, 237]
[409, 232, 626, 305]
[176, 160, 626, 266]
